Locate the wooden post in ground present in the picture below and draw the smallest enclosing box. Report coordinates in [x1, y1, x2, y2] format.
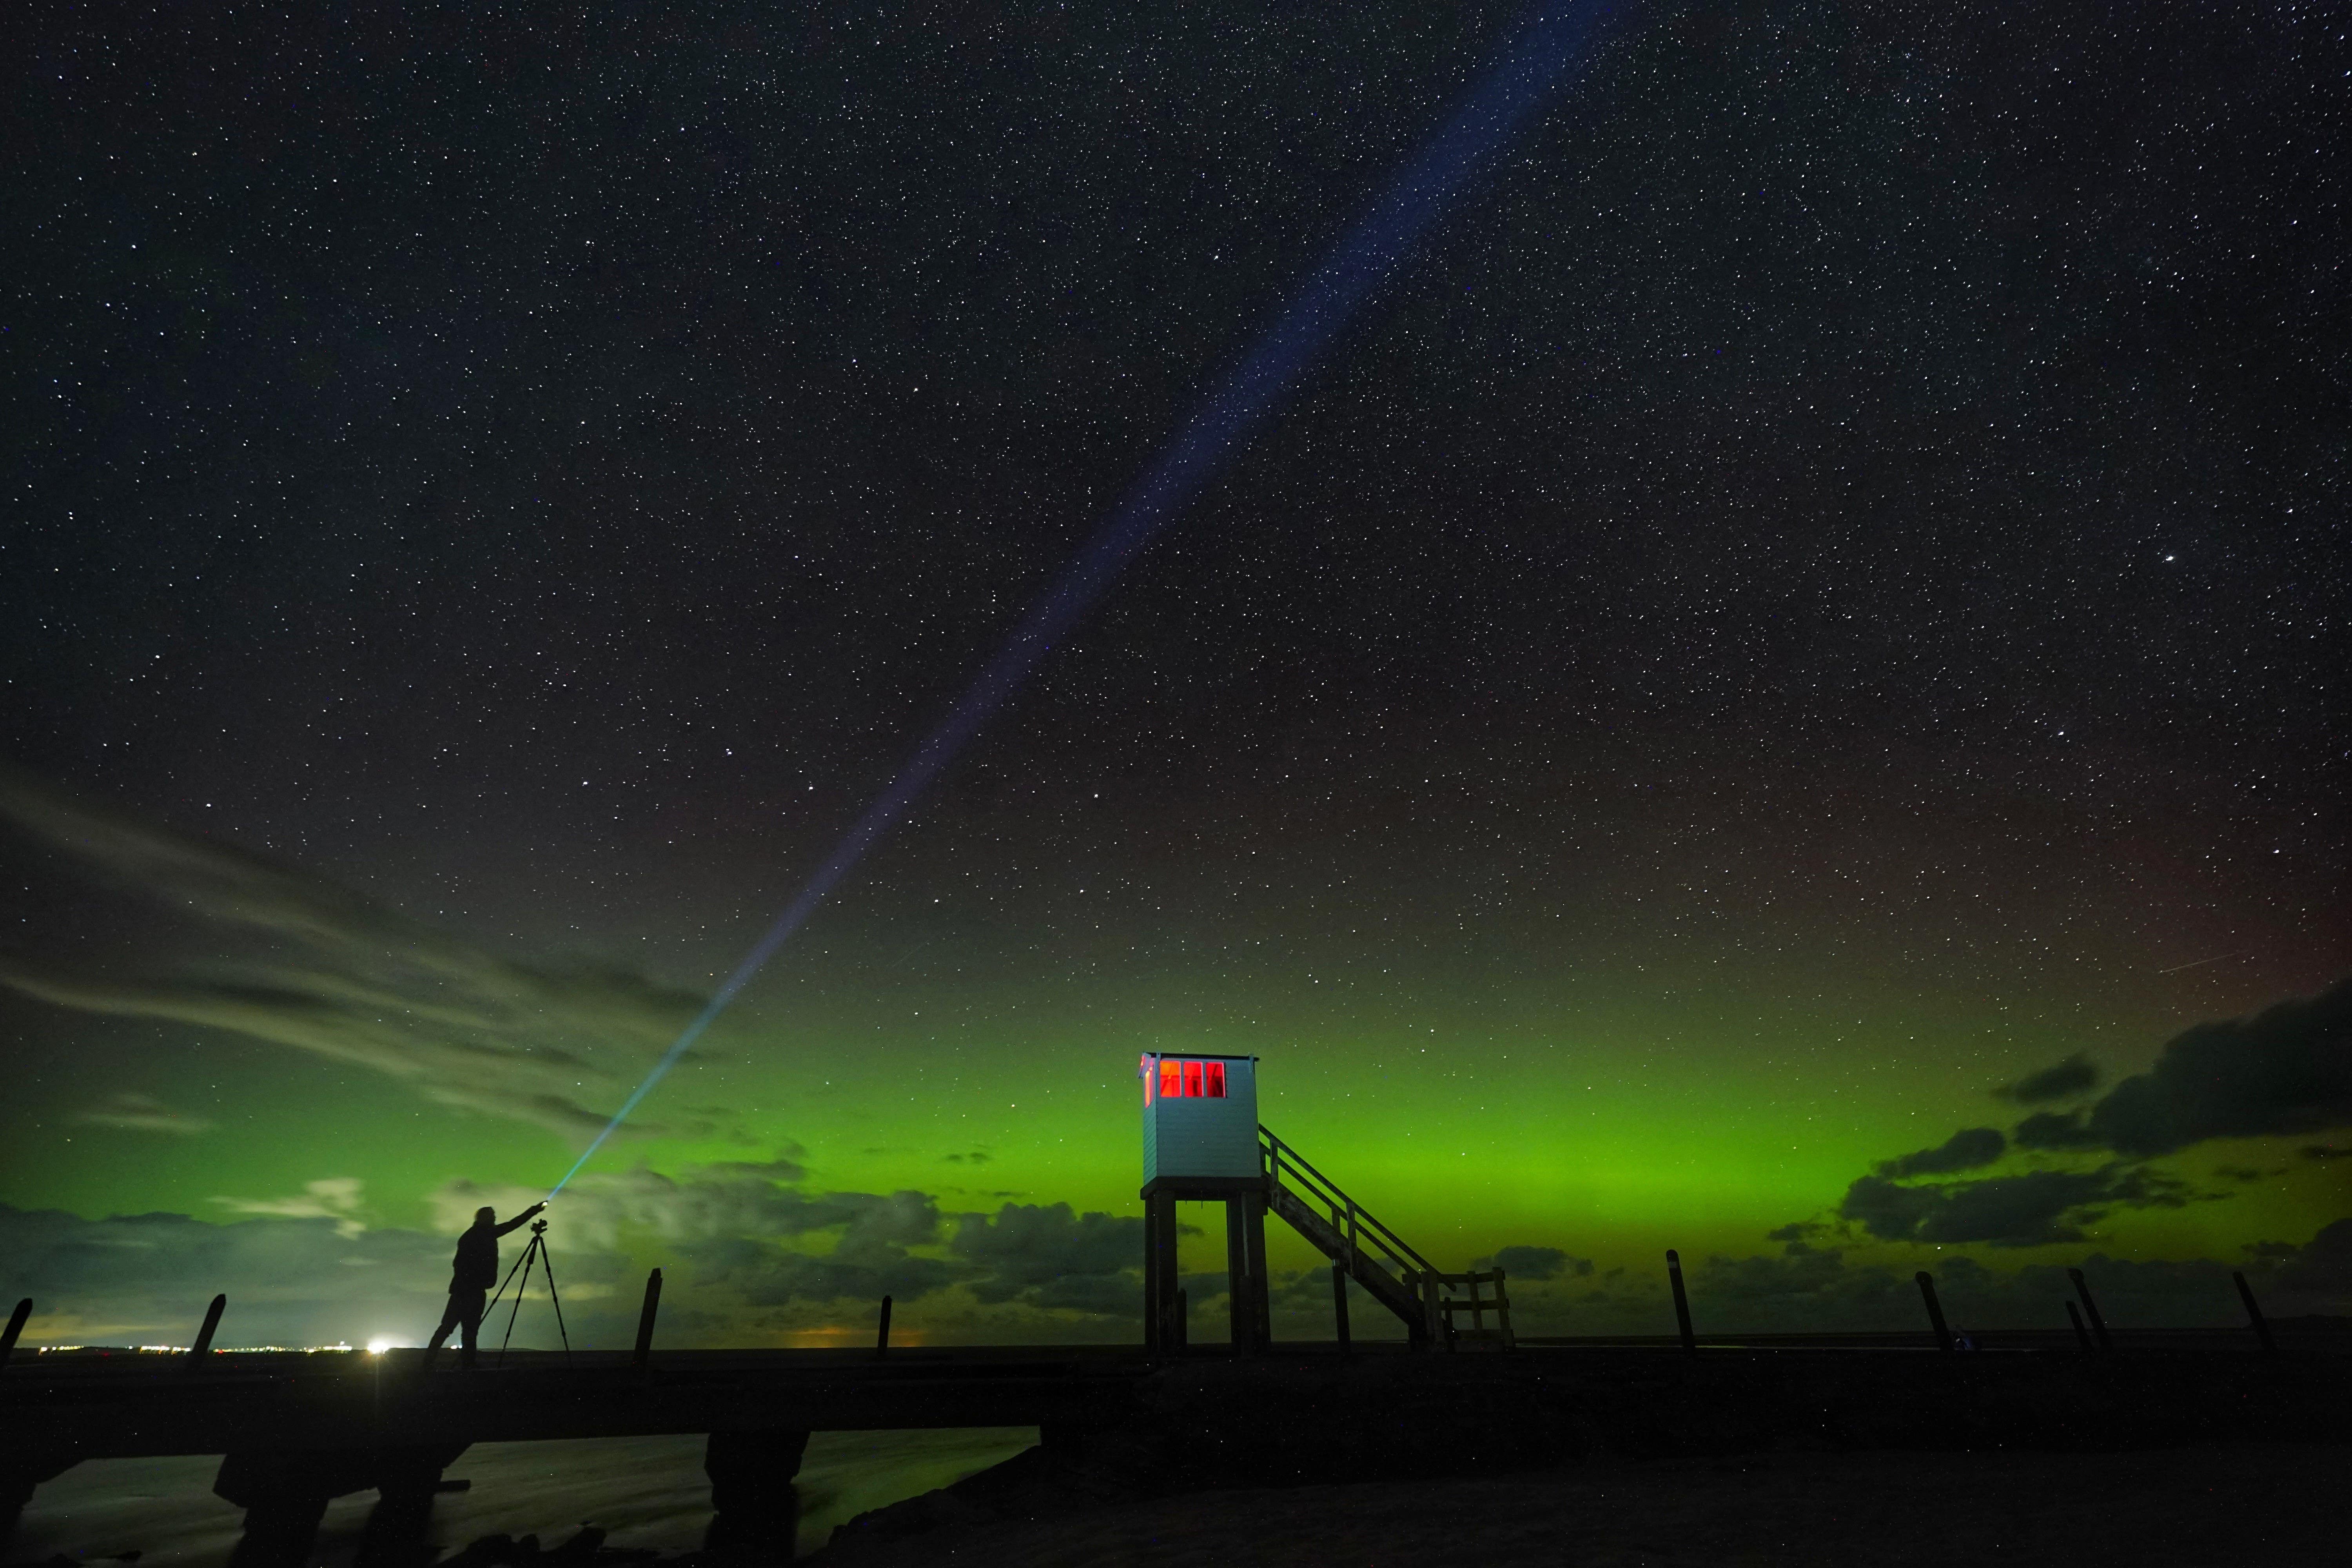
[1142, 1192, 1181, 1355]
[2065, 1299, 2093, 1352]
[1666, 1250, 1696, 1352]
[1142, 1195, 1161, 1354]
[875, 1296, 893, 1357]
[633, 1269, 662, 1373]
[186, 1294, 227, 1366]
[1331, 1264, 1351, 1355]
[1915, 1270, 1953, 1351]
[1220, 1192, 1274, 1355]
[2232, 1271, 2277, 1354]
[1241, 1187, 1272, 1353]
[1170, 1231, 1185, 1352]
[1224, 1199, 1254, 1355]
[2067, 1268, 2112, 1350]
[0, 1298, 29, 1370]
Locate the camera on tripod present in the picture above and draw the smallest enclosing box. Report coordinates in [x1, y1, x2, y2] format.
[486, 1214, 571, 1363]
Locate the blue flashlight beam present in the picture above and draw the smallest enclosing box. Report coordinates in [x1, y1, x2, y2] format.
[548, 0, 1628, 1199]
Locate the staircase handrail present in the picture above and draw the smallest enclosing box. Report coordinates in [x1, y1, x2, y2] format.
[1259, 1125, 1437, 1282]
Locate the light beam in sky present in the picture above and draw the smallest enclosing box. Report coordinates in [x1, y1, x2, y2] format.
[548, 0, 1632, 1199]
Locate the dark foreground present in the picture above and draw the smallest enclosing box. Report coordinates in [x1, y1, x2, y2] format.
[810, 1442, 2346, 1567]
[804, 1347, 2349, 1563]
[8, 1337, 2346, 1566]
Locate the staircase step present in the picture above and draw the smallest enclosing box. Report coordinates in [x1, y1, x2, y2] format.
[1264, 1181, 1423, 1329]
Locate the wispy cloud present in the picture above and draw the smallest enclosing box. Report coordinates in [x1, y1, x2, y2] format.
[76, 1092, 216, 1136]
[0, 765, 707, 1142]
[0, 1200, 451, 1349]
[216, 1178, 370, 1239]
[1994, 1051, 2099, 1106]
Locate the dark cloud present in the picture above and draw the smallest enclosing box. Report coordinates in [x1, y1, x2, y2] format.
[1806, 982, 2352, 1265]
[1994, 983, 2352, 1161]
[1015, 1270, 1147, 1317]
[1686, 1244, 1913, 1328]
[2078, 977, 2352, 1158]
[0, 766, 705, 1141]
[949, 1202, 1143, 1310]
[1874, 1126, 2007, 1179]
[2011, 1111, 2105, 1150]
[1838, 1165, 2198, 1248]
[1472, 1245, 1593, 1281]
[1837, 1176, 1943, 1241]
[2268, 1218, 2352, 1294]
[1996, 1052, 2100, 1105]
[2300, 1145, 2351, 1162]
[727, 1248, 960, 1308]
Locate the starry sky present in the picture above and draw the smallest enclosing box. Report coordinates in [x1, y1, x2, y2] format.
[2, 0, 2347, 1349]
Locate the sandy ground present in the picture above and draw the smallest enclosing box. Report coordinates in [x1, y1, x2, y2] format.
[10, 1428, 1036, 1566]
[811, 1444, 2348, 1567]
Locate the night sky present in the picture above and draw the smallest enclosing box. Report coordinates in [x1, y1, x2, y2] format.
[4, 0, 2347, 1350]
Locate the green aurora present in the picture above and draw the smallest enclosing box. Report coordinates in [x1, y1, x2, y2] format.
[4, 748, 2343, 1348]
[3, 0, 2347, 1348]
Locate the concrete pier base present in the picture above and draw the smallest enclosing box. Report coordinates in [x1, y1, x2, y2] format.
[704, 1427, 811, 1557]
[215, 1444, 468, 1568]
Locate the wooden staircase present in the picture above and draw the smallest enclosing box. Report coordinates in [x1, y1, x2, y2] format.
[1261, 1125, 1511, 1349]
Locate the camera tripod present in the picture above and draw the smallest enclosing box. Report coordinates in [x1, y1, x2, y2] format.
[485, 1218, 572, 1364]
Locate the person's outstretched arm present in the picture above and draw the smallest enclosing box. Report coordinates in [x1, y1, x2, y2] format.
[493, 1202, 548, 1236]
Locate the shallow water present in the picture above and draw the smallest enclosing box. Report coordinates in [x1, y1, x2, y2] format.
[13, 1428, 1038, 1564]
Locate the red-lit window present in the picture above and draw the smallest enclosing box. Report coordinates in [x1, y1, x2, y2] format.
[1182, 1060, 1203, 1097]
[1203, 1061, 1226, 1098]
[1160, 1059, 1183, 1099]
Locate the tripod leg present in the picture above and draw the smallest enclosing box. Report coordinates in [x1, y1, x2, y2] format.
[498, 1240, 535, 1364]
[474, 1243, 534, 1368]
[487, 1245, 532, 1309]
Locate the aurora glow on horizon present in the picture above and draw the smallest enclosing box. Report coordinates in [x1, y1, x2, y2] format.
[2, 0, 2346, 1352]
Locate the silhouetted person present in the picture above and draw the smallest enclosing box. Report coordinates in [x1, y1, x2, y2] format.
[425, 1201, 544, 1368]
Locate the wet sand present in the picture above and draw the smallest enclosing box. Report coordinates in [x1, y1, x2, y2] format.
[11, 1428, 1036, 1566]
[812, 1443, 2347, 1566]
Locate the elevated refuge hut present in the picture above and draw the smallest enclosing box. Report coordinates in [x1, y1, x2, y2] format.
[1139, 1052, 1271, 1352]
[1136, 1050, 1515, 1354]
